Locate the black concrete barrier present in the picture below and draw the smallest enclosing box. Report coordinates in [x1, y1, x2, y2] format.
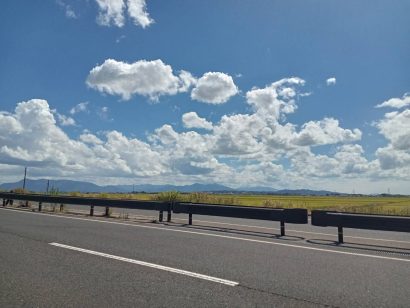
[173, 202, 308, 236]
[0, 192, 171, 221]
[311, 210, 410, 243]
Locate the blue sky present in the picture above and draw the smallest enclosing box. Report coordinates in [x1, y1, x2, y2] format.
[0, 0, 409, 193]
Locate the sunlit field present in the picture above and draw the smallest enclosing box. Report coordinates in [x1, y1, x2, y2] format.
[66, 192, 410, 216]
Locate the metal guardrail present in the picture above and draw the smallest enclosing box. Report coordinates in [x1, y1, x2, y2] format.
[0, 192, 171, 222]
[311, 210, 410, 243]
[0, 192, 308, 236]
[173, 202, 308, 236]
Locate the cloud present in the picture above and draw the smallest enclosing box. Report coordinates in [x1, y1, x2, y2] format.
[191, 72, 238, 104]
[56, 113, 76, 126]
[326, 77, 336, 86]
[2, 89, 409, 193]
[246, 77, 305, 121]
[79, 133, 103, 145]
[375, 93, 410, 109]
[97, 106, 112, 121]
[376, 109, 410, 151]
[70, 102, 89, 115]
[95, 0, 126, 27]
[373, 106, 410, 175]
[56, 0, 77, 19]
[182, 112, 213, 130]
[126, 0, 154, 28]
[293, 118, 362, 146]
[94, 0, 153, 28]
[86, 59, 194, 100]
[0, 99, 165, 178]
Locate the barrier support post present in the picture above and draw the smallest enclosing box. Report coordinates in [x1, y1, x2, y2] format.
[38, 202, 42, 212]
[159, 211, 163, 222]
[2, 199, 5, 207]
[338, 226, 344, 244]
[167, 203, 172, 222]
[90, 206, 94, 216]
[280, 220, 285, 236]
[189, 213, 193, 225]
[105, 206, 110, 217]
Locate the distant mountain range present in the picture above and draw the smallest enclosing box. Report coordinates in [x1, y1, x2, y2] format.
[0, 178, 341, 195]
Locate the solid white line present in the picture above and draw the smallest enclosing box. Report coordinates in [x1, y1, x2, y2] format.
[42, 206, 410, 244]
[98, 211, 410, 244]
[49, 242, 238, 286]
[178, 218, 410, 244]
[2, 208, 410, 263]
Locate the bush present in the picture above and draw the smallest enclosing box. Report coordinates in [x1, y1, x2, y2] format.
[151, 191, 181, 202]
[13, 188, 29, 194]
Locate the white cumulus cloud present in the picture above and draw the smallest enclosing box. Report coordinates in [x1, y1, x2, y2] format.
[3, 88, 409, 193]
[375, 93, 410, 109]
[94, 0, 153, 28]
[191, 72, 238, 104]
[182, 112, 213, 130]
[293, 118, 362, 146]
[86, 59, 194, 101]
[70, 102, 89, 115]
[326, 77, 336, 86]
[127, 0, 154, 28]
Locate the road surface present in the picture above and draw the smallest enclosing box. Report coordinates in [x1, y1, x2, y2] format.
[1, 206, 409, 307]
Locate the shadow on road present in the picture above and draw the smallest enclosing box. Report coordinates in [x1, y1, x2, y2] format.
[306, 238, 410, 256]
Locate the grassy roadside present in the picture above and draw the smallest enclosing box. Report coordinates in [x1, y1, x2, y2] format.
[67, 192, 410, 216]
[3, 189, 409, 216]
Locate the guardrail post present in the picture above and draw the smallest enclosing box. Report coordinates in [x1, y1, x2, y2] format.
[105, 206, 110, 217]
[189, 213, 193, 225]
[2, 199, 5, 207]
[167, 202, 172, 222]
[338, 226, 344, 244]
[159, 211, 163, 222]
[38, 202, 42, 212]
[90, 206, 94, 216]
[280, 220, 285, 236]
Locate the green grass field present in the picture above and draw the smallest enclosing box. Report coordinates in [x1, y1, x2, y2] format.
[68, 191, 410, 216]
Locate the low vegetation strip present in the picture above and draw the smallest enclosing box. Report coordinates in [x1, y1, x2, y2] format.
[2, 190, 410, 216]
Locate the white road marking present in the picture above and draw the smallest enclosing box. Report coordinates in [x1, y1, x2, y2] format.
[171, 218, 410, 244]
[2, 208, 410, 263]
[103, 212, 410, 244]
[49, 206, 410, 244]
[49, 242, 238, 286]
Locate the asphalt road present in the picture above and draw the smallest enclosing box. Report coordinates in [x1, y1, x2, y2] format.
[1, 206, 409, 307]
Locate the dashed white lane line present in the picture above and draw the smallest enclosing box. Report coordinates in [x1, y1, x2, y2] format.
[49, 242, 238, 286]
[2, 208, 410, 263]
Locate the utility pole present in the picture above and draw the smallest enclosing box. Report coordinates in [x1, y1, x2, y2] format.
[46, 180, 50, 194]
[23, 167, 27, 190]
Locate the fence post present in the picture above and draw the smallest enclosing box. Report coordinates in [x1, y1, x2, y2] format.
[338, 226, 344, 244]
[38, 202, 42, 212]
[280, 220, 285, 236]
[90, 206, 94, 216]
[159, 211, 163, 222]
